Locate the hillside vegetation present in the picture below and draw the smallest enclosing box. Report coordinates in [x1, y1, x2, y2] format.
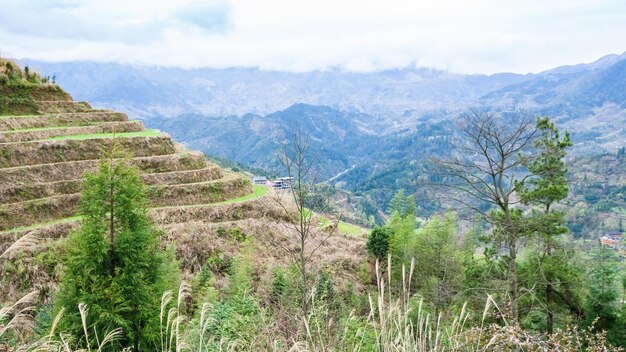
[1, 62, 624, 351]
[0, 62, 365, 311]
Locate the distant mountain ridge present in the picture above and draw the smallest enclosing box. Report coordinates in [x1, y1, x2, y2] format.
[22, 60, 535, 120]
[22, 51, 625, 132]
[17, 52, 626, 223]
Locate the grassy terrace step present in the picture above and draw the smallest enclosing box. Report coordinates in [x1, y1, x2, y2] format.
[36, 101, 92, 114]
[0, 121, 144, 142]
[0, 193, 81, 231]
[0, 220, 80, 255]
[0, 152, 207, 184]
[147, 173, 252, 207]
[141, 166, 223, 185]
[43, 129, 161, 141]
[0, 185, 271, 239]
[0, 179, 81, 204]
[0, 166, 223, 203]
[0, 111, 128, 131]
[0, 174, 253, 230]
[150, 193, 288, 225]
[0, 135, 176, 167]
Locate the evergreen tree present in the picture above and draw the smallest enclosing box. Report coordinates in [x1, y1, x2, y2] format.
[387, 192, 417, 275]
[584, 244, 623, 346]
[412, 213, 462, 317]
[366, 226, 392, 260]
[388, 189, 407, 217]
[517, 117, 582, 334]
[55, 149, 177, 351]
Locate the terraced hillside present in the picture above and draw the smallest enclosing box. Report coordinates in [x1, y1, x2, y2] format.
[0, 62, 366, 303]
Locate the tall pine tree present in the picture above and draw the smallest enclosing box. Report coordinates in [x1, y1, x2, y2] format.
[518, 117, 583, 334]
[55, 147, 177, 351]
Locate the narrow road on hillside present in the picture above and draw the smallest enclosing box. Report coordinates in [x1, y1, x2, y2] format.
[327, 164, 356, 183]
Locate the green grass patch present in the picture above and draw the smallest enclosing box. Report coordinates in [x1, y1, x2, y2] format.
[43, 129, 161, 141]
[317, 214, 365, 236]
[211, 184, 269, 205]
[338, 221, 365, 236]
[152, 185, 269, 210]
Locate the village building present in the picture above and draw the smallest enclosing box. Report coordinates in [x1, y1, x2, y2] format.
[251, 176, 268, 185]
[600, 230, 625, 257]
[272, 177, 293, 191]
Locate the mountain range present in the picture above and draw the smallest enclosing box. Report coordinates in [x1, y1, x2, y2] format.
[20, 53, 626, 218]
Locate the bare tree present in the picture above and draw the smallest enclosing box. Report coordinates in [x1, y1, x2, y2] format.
[267, 131, 339, 318]
[431, 109, 537, 323]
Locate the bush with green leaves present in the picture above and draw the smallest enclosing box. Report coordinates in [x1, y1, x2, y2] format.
[366, 226, 392, 260]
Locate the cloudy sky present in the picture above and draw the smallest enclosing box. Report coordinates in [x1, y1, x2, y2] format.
[0, 0, 624, 74]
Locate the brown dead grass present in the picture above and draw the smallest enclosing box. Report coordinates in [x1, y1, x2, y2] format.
[0, 222, 76, 302]
[141, 165, 222, 185]
[0, 194, 80, 230]
[0, 152, 207, 184]
[161, 217, 367, 293]
[0, 191, 368, 304]
[0, 121, 144, 143]
[0, 165, 223, 203]
[0, 173, 252, 229]
[0, 179, 82, 204]
[0, 111, 128, 131]
[0, 136, 177, 167]
[147, 173, 252, 207]
[35, 101, 91, 113]
[149, 197, 292, 225]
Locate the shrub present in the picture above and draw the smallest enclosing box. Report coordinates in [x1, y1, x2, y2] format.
[228, 227, 247, 242]
[366, 226, 392, 260]
[206, 250, 232, 274]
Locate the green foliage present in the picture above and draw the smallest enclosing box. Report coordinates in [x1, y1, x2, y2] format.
[366, 226, 392, 260]
[584, 244, 625, 346]
[412, 213, 463, 315]
[517, 117, 585, 334]
[216, 225, 247, 241]
[304, 183, 336, 213]
[341, 316, 377, 351]
[518, 117, 572, 208]
[228, 227, 247, 242]
[206, 250, 233, 274]
[270, 268, 287, 303]
[387, 189, 416, 219]
[387, 191, 417, 273]
[315, 270, 336, 306]
[54, 150, 178, 350]
[197, 248, 265, 350]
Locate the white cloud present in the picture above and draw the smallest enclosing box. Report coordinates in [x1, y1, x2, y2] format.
[0, 0, 624, 73]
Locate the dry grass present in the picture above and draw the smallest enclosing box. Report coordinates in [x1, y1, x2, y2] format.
[0, 166, 223, 204]
[0, 111, 127, 131]
[0, 152, 207, 184]
[35, 101, 92, 114]
[0, 222, 77, 301]
[142, 165, 223, 185]
[0, 179, 82, 204]
[0, 120, 144, 143]
[0, 136, 177, 167]
[0, 193, 80, 230]
[149, 198, 291, 225]
[0, 174, 251, 230]
[147, 173, 252, 207]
